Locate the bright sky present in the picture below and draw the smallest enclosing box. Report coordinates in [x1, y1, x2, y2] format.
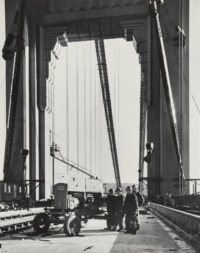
[0, 1, 200, 192]
[53, 40, 140, 184]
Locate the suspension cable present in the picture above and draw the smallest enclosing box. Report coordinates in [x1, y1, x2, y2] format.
[95, 39, 121, 188]
[89, 43, 93, 173]
[117, 41, 120, 151]
[94, 56, 97, 177]
[83, 43, 87, 168]
[76, 44, 79, 167]
[66, 46, 69, 173]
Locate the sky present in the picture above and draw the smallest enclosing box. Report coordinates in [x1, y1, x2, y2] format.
[0, 1, 200, 192]
[53, 40, 140, 184]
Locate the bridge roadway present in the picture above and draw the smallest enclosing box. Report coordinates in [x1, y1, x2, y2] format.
[0, 211, 195, 253]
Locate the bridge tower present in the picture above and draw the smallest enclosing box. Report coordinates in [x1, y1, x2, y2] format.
[146, 0, 189, 196]
[2, 0, 189, 199]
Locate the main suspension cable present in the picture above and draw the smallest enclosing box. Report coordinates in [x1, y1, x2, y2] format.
[95, 39, 121, 188]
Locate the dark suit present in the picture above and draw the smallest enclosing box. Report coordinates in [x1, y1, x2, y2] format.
[123, 193, 138, 232]
[115, 195, 124, 229]
[107, 194, 116, 229]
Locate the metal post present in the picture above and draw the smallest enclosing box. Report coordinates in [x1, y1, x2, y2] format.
[150, 0, 184, 194]
[194, 180, 197, 195]
[50, 142, 55, 194]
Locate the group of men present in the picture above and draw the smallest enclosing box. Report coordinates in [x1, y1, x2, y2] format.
[106, 185, 144, 234]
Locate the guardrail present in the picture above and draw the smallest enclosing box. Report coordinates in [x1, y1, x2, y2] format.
[149, 202, 200, 236]
[173, 194, 200, 209]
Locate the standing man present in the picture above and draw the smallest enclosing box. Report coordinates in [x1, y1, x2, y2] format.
[132, 184, 144, 230]
[115, 187, 124, 231]
[123, 186, 138, 234]
[132, 185, 144, 207]
[106, 188, 116, 230]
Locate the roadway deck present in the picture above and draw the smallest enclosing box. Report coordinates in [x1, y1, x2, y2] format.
[0, 212, 195, 253]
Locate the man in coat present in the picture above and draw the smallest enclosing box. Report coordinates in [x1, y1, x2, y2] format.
[132, 185, 144, 207]
[132, 184, 144, 230]
[106, 188, 116, 230]
[123, 186, 138, 234]
[115, 187, 124, 231]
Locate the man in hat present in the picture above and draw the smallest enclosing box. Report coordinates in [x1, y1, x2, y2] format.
[106, 188, 116, 230]
[131, 184, 144, 230]
[115, 187, 124, 231]
[123, 186, 138, 234]
[132, 185, 144, 207]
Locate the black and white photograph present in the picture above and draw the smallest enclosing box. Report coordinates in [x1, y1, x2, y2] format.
[0, 0, 199, 252]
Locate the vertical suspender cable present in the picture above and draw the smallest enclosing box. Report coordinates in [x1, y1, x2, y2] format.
[76, 44, 79, 167]
[89, 44, 92, 173]
[113, 45, 116, 126]
[66, 47, 69, 173]
[3, 0, 26, 181]
[95, 39, 121, 188]
[94, 58, 97, 176]
[117, 42, 120, 150]
[84, 44, 87, 168]
[115, 41, 120, 160]
[150, 0, 184, 194]
[98, 77, 103, 179]
[100, 89, 103, 179]
[52, 75, 55, 190]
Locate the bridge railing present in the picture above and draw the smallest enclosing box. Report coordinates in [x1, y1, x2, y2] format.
[173, 194, 200, 208]
[149, 202, 200, 236]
